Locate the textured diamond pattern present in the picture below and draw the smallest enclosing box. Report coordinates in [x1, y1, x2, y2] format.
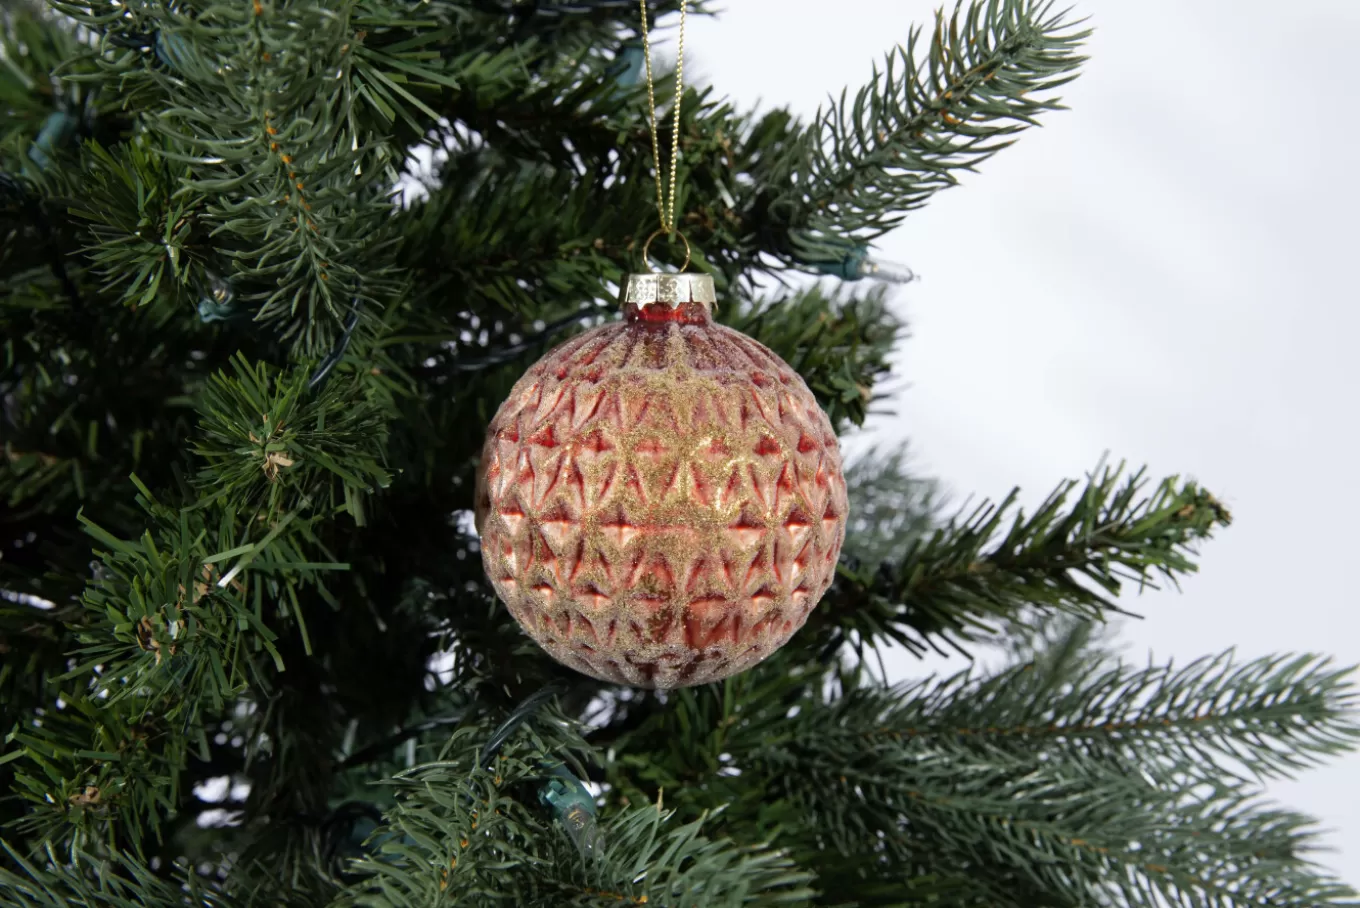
[475, 315, 848, 688]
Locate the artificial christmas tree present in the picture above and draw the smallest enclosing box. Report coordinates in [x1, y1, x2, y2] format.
[1, 1, 1357, 906]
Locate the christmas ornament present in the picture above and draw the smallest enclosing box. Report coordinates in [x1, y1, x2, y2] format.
[474, 0, 847, 688]
[475, 272, 848, 687]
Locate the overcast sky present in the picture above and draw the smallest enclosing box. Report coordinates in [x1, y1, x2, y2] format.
[687, 0, 1360, 879]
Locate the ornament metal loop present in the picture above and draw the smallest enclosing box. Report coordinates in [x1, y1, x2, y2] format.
[642, 228, 691, 274]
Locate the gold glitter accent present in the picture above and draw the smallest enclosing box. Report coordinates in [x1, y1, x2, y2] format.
[476, 307, 848, 689]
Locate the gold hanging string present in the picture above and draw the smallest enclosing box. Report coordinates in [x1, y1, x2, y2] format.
[639, 0, 688, 270]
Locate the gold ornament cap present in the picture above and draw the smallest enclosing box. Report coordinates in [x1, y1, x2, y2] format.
[620, 272, 716, 310]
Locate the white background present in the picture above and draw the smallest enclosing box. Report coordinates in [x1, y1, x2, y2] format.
[688, 0, 1360, 879]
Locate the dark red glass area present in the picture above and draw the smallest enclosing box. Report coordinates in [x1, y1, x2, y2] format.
[623, 300, 712, 325]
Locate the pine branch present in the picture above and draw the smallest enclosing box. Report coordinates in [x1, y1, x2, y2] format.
[66, 137, 209, 313]
[429, 33, 649, 171]
[0, 290, 247, 532]
[332, 723, 814, 907]
[719, 283, 901, 431]
[815, 457, 1232, 658]
[606, 656, 1145, 905]
[0, 3, 114, 355]
[840, 446, 945, 566]
[193, 352, 392, 526]
[549, 805, 815, 907]
[0, 173, 84, 310]
[51, 0, 453, 352]
[397, 85, 748, 319]
[618, 647, 1359, 907]
[396, 151, 638, 321]
[890, 650, 1360, 784]
[772, 0, 1091, 263]
[3, 692, 190, 854]
[0, 8, 99, 151]
[0, 840, 237, 908]
[2, 475, 349, 847]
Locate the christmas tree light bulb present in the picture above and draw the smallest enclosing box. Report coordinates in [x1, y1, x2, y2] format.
[855, 255, 918, 285]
